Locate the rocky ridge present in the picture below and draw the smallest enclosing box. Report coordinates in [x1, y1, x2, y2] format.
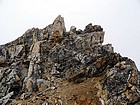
[0, 15, 140, 105]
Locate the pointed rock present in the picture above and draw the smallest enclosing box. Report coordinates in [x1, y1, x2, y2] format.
[52, 15, 66, 38]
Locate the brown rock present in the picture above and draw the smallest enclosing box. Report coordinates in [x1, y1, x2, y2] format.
[52, 15, 66, 37]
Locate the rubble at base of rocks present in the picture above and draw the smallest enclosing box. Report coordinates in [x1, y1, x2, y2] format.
[0, 15, 140, 105]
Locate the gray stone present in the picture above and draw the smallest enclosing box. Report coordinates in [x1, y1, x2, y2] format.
[0, 56, 6, 64]
[84, 23, 93, 33]
[81, 55, 94, 64]
[15, 45, 24, 56]
[0, 91, 14, 105]
[70, 26, 77, 34]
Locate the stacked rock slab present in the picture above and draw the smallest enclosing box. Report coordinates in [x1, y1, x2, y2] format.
[0, 15, 140, 105]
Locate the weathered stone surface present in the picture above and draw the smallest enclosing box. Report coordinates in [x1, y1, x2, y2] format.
[84, 23, 103, 33]
[0, 56, 5, 64]
[0, 91, 14, 105]
[51, 15, 66, 39]
[70, 26, 77, 34]
[0, 15, 139, 105]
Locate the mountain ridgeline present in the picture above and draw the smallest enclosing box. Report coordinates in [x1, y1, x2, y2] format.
[0, 15, 140, 105]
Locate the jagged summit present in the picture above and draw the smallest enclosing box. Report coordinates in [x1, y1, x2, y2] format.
[0, 16, 140, 105]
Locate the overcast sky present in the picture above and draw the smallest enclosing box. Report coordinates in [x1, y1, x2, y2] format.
[0, 0, 140, 70]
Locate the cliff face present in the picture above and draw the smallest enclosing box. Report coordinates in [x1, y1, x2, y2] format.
[0, 15, 140, 105]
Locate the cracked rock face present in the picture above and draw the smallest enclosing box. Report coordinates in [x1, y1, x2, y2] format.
[0, 15, 140, 105]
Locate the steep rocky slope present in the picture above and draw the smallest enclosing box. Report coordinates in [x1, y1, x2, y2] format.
[0, 15, 140, 105]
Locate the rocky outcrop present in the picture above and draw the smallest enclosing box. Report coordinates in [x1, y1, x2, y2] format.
[0, 15, 140, 105]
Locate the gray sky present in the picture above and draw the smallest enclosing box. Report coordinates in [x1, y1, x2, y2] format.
[0, 0, 140, 70]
